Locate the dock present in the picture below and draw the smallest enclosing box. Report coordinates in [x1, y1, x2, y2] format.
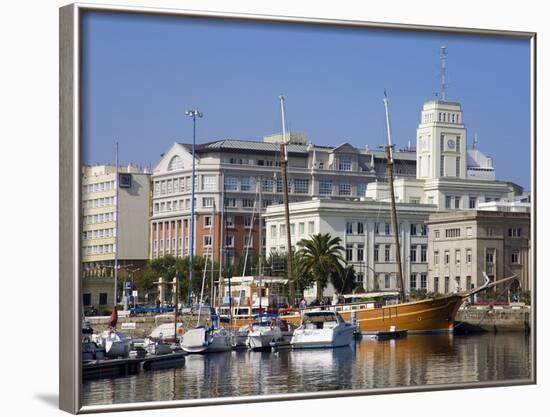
[363, 329, 408, 340]
[83, 353, 186, 380]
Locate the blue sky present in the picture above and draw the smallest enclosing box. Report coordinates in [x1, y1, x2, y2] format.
[82, 12, 531, 189]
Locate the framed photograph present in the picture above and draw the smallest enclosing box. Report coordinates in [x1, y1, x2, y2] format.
[59, 2, 536, 413]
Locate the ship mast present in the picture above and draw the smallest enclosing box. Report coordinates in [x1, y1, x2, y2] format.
[278, 95, 295, 306]
[382, 91, 406, 302]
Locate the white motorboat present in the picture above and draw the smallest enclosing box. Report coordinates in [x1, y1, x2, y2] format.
[93, 330, 132, 358]
[180, 306, 233, 353]
[232, 326, 249, 348]
[180, 326, 233, 353]
[290, 310, 355, 349]
[247, 314, 294, 351]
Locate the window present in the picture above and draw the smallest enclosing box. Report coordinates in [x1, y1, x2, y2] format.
[308, 221, 315, 234]
[374, 222, 380, 234]
[242, 199, 255, 208]
[280, 225, 286, 238]
[455, 276, 462, 292]
[410, 223, 418, 235]
[167, 180, 173, 194]
[466, 249, 472, 264]
[410, 246, 417, 263]
[290, 223, 295, 236]
[486, 249, 495, 264]
[456, 136, 461, 149]
[244, 236, 253, 247]
[202, 197, 214, 208]
[466, 276, 472, 290]
[294, 179, 309, 194]
[262, 199, 272, 208]
[202, 175, 216, 191]
[240, 177, 252, 192]
[469, 197, 476, 209]
[456, 156, 460, 177]
[346, 245, 353, 261]
[225, 235, 234, 247]
[384, 245, 391, 262]
[270, 225, 277, 237]
[346, 222, 353, 234]
[203, 235, 212, 247]
[445, 228, 461, 238]
[357, 245, 364, 261]
[410, 274, 417, 290]
[262, 178, 273, 192]
[440, 155, 445, 177]
[83, 293, 91, 306]
[508, 228, 522, 237]
[319, 180, 332, 195]
[444, 277, 450, 293]
[466, 227, 473, 237]
[385, 223, 391, 235]
[299, 222, 305, 236]
[225, 216, 235, 228]
[167, 155, 184, 171]
[224, 198, 236, 208]
[487, 227, 495, 237]
[244, 216, 253, 228]
[435, 230, 440, 239]
[421, 224, 428, 236]
[434, 251, 439, 265]
[445, 196, 452, 209]
[455, 250, 461, 264]
[374, 245, 380, 262]
[511, 250, 520, 264]
[339, 183, 351, 196]
[434, 277, 439, 293]
[454, 197, 460, 209]
[421, 245, 427, 263]
[385, 275, 390, 289]
[357, 222, 364, 234]
[339, 156, 352, 171]
[99, 293, 108, 306]
[444, 251, 450, 264]
[409, 197, 420, 204]
[357, 183, 367, 197]
[224, 176, 238, 191]
[420, 274, 427, 289]
[204, 216, 212, 227]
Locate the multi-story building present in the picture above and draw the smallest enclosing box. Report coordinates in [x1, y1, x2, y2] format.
[149, 133, 416, 264]
[82, 164, 151, 309]
[264, 198, 437, 300]
[426, 210, 531, 297]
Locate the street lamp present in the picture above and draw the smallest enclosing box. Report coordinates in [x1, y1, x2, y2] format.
[185, 108, 203, 306]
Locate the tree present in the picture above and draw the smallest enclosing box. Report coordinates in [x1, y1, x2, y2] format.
[331, 264, 357, 295]
[296, 233, 345, 301]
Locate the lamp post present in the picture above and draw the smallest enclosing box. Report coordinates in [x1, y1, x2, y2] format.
[185, 108, 203, 305]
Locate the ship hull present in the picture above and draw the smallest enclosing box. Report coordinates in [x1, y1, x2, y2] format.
[341, 295, 464, 334]
[280, 295, 464, 334]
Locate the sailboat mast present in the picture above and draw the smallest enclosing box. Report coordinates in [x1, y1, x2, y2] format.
[278, 95, 295, 306]
[258, 178, 263, 312]
[383, 92, 406, 302]
[114, 141, 119, 307]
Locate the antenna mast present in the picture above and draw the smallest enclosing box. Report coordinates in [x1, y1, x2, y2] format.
[440, 46, 448, 101]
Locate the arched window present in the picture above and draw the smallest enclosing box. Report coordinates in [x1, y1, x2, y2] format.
[167, 155, 184, 171]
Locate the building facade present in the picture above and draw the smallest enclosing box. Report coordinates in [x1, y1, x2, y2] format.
[82, 165, 151, 309]
[426, 210, 531, 297]
[149, 133, 417, 264]
[264, 198, 437, 300]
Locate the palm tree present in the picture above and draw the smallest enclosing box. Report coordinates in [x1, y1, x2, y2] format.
[296, 233, 345, 302]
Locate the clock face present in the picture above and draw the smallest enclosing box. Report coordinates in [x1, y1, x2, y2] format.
[447, 139, 455, 149]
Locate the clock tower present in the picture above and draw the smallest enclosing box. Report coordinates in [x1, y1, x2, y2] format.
[416, 100, 467, 180]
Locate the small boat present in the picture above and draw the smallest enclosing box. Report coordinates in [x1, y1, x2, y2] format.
[82, 341, 106, 361]
[180, 306, 233, 353]
[291, 310, 355, 349]
[93, 330, 132, 358]
[247, 314, 294, 351]
[232, 326, 249, 348]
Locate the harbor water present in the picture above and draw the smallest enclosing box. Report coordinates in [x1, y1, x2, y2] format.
[83, 333, 531, 406]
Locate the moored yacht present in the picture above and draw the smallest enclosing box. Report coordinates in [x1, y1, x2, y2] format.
[290, 310, 355, 349]
[180, 306, 233, 353]
[247, 314, 293, 350]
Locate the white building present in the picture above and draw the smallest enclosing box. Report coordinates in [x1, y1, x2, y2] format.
[81, 164, 151, 309]
[264, 198, 437, 301]
[367, 100, 520, 209]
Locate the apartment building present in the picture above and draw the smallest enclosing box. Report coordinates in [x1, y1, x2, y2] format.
[149, 133, 417, 264]
[82, 164, 151, 308]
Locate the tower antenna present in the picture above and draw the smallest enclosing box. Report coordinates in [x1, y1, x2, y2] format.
[440, 46, 448, 101]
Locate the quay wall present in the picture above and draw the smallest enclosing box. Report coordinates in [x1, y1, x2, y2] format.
[455, 306, 531, 333]
[86, 314, 177, 338]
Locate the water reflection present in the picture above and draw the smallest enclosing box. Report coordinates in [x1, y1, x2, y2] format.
[83, 333, 531, 406]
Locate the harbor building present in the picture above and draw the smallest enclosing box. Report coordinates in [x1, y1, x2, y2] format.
[366, 100, 521, 208]
[150, 133, 417, 264]
[264, 198, 437, 300]
[82, 164, 151, 310]
[426, 210, 531, 297]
